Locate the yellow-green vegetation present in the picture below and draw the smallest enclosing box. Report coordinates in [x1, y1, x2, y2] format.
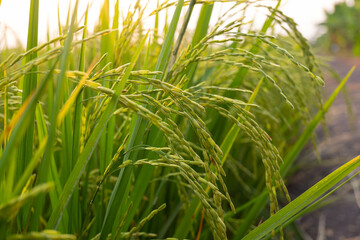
[0, 0, 358, 239]
[317, 0, 360, 55]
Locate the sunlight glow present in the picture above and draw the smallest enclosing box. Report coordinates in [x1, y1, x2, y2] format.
[0, 0, 354, 48]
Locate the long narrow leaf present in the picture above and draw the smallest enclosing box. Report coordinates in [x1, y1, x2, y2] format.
[243, 155, 360, 240]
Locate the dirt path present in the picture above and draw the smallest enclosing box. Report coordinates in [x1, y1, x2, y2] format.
[288, 56, 360, 240]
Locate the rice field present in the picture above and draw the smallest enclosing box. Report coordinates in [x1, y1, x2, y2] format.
[0, 0, 359, 239]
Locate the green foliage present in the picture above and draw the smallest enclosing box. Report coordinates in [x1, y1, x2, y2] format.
[317, 0, 360, 55]
[0, 0, 356, 239]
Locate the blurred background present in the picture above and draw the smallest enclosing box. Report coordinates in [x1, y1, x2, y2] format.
[0, 0, 355, 48]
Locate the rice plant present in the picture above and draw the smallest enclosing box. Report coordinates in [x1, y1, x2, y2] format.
[0, 0, 358, 239]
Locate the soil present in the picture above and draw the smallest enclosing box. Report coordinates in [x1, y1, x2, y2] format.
[287, 55, 360, 240]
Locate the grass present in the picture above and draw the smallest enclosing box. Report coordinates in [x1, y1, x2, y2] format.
[0, 0, 358, 239]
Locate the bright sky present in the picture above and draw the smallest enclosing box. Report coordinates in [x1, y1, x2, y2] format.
[0, 0, 354, 48]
